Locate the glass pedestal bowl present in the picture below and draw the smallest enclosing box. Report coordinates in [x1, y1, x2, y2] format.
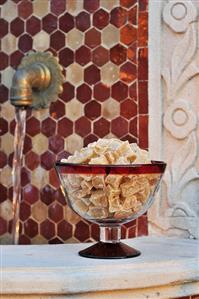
[55, 161, 166, 259]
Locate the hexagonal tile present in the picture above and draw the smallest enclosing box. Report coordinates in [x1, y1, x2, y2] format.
[18, 34, 33, 53]
[50, 0, 66, 16]
[75, 116, 91, 137]
[59, 12, 74, 33]
[0, 118, 8, 136]
[20, 201, 31, 221]
[32, 133, 48, 155]
[121, 98, 137, 119]
[75, 46, 91, 66]
[41, 117, 56, 137]
[41, 184, 55, 206]
[0, 184, 7, 203]
[1, 1, 17, 22]
[0, 217, 7, 235]
[26, 117, 40, 137]
[1, 34, 17, 55]
[129, 116, 137, 137]
[120, 62, 137, 83]
[0, 52, 9, 71]
[101, 62, 119, 85]
[50, 30, 65, 51]
[84, 133, 98, 147]
[19, 235, 31, 245]
[121, 134, 137, 143]
[85, 28, 101, 49]
[67, 0, 84, 16]
[65, 133, 83, 154]
[0, 151, 7, 168]
[110, 7, 127, 28]
[31, 200, 48, 223]
[60, 82, 74, 103]
[49, 168, 60, 189]
[110, 44, 127, 65]
[129, 81, 137, 101]
[1, 103, 15, 123]
[18, 0, 33, 19]
[10, 50, 24, 69]
[31, 166, 48, 189]
[49, 135, 64, 154]
[40, 219, 55, 239]
[42, 13, 57, 33]
[111, 81, 128, 101]
[92, 46, 109, 66]
[66, 63, 83, 86]
[1, 133, 14, 155]
[0, 85, 8, 104]
[94, 117, 110, 137]
[93, 9, 109, 30]
[0, 200, 12, 222]
[24, 218, 38, 238]
[111, 116, 128, 137]
[0, 18, 8, 38]
[100, 0, 119, 11]
[127, 42, 137, 64]
[48, 202, 63, 223]
[57, 220, 72, 241]
[21, 166, 31, 187]
[50, 100, 65, 120]
[23, 135, 32, 154]
[75, 11, 90, 32]
[93, 82, 110, 102]
[84, 65, 100, 85]
[66, 28, 84, 50]
[76, 83, 92, 103]
[33, 30, 49, 51]
[1, 66, 15, 88]
[65, 99, 83, 121]
[59, 48, 74, 67]
[57, 118, 73, 138]
[128, 5, 137, 26]
[85, 100, 101, 120]
[101, 24, 119, 48]
[1, 166, 12, 187]
[49, 237, 63, 244]
[102, 98, 120, 120]
[74, 220, 89, 242]
[33, 0, 49, 18]
[23, 184, 39, 205]
[120, 0, 137, 8]
[40, 151, 55, 171]
[84, 0, 99, 13]
[26, 16, 41, 36]
[25, 151, 40, 171]
[120, 24, 137, 45]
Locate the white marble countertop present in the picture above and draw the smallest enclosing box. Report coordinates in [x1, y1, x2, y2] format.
[1, 236, 199, 299]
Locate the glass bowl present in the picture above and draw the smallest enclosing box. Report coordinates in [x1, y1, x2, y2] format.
[55, 161, 166, 259]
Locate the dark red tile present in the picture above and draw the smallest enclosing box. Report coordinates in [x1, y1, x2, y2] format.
[57, 118, 73, 137]
[94, 117, 110, 137]
[129, 81, 137, 101]
[111, 116, 128, 137]
[51, 0, 66, 16]
[40, 219, 55, 239]
[48, 202, 63, 223]
[50, 100, 65, 119]
[18, 0, 33, 19]
[21, 166, 31, 187]
[41, 117, 56, 137]
[24, 218, 38, 238]
[139, 0, 148, 11]
[49, 135, 64, 154]
[93, 9, 109, 30]
[74, 220, 89, 242]
[76, 11, 90, 32]
[55, 187, 66, 206]
[83, 134, 98, 147]
[0, 18, 8, 38]
[110, 44, 127, 65]
[129, 116, 137, 137]
[49, 168, 60, 189]
[128, 5, 137, 25]
[120, 62, 137, 83]
[0, 118, 8, 136]
[57, 151, 70, 162]
[10, 51, 24, 69]
[8, 152, 14, 168]
[138, 48, 148, 80]
[50, 30, 65, 51]
[0, 217, 7, 235]
[120, 24, 137, 45]
[25, 151, 40, 171]
[138, 12, 148, 47]
[0, 151, 7, 168]
[60, 82, 74, 102]
[121, 98, 137, 119]
[92, 46, 109, 66]
[111, 81, 128, 102]
[23, 135, 32, 154]
[137, 215, 148, 236]
[0, 0, 7, 4]
[90, 223, 99, 241]
[110, 7, 127, 28]
[84, 100, 101, 120]
[42, 13, 57, 33]
[41, 184, 55, 206]
[121, 134, 137, 143]
[127, 223, 136, 238]
[84, 0, 99, 13]
[75, 116, 91, 137]
[18, 34, 33, 53]
[120, 0, 137, 8]
[41, 151, 55, 171]
[76, 83, 92, 103]
[57, 220, 73, 241]
[138, 81, 148, 113]
[84, 65, 100, 85]
[94, 82, 110, 102]
[19, 234, 31, 244]
[49, 237, 63, 244]
[0, 52, 8, 70]
[59, 48, 74, 67]
[0, 84, 8, 103]
[23, 184, 39, 204]
[138, 115, 148, 148]
[59, 12, 74, 33]
[10, 17, 24, 37]
[0, 184, 7, 203]
[75, 46, 91, 66]
[127, 42, 137, 64]
[26, 16, 41, 36]
[85, 28, 101, 49]
[26, 117, 40, 137]
[20, 201, 31, 221]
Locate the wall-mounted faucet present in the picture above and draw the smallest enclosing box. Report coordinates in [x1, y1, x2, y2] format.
[10, 51, 64, 109]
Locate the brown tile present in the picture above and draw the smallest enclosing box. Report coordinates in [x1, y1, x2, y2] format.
[42, 13, 57, 34]
[93, 8, 109, 30]
[75, 116, 91, 137]
[0, 85, 9, 104]
[112, 81, 128, 102]
[127, 42, 137, 64]
[23, 184, 39, 205]
[50, 0, 66, 16]
[76, 11, 90, 32]
[85, 28, 101, 49]
[120, 0, 137, 8]
[40, 219, 55, 239]
[48, 202, 63, 223]
[0, 184, 7, 203]
[120, 62, 137, 83]
[129, 116, 138, 137]
[40, 151, 55, 171]
[139, 0, 148, 11]
[0, 118, 8, 136]
[50, 100, 65, 120]
[49, 168, 60, 189]
[18, 34, 33, 53]
[85, 100, 101, 120]
[128, 5, 137, 26]
[59, 12, 74, 33]
[25, 151, 40, 171]
[0, 151, 7, 168]
[110, 7, 127, 28]
[24, 218, 38, 238]
[60, 82, 75, 102]
[137, 215, 148, 236]
[74, 220, 90, 242]
[0, 18, 8, 38]
[59, 48, 74, 67]
[92, 46, 109, 66]
[121, 98, 137, 119]
[84, 65, 100, 85]
[120, 24, 137, 46]
[18, 0, 33, 19]
[26, 16, 41, 36]
[20, 201, 31, 221]
[0, 52, 9, 70]
[10, 51, 24, 69]
[111, 116, 128, 137]
[84, 0, 99, 13]
[41, 117, 56, 138]
[57, 220, 73, 241]
[76, 83, 92, 103]
[57, 118, 73, 138]
[26, 117, 40, 137]
[50, 30, 65, 51]
[94, 82, 110, 102]
[75, 46, 91, 66]
[110, 44, 127, 65]
[94, 117, 110, 137]
[83, 133, 98, 147]
[40, 185, 55, 206]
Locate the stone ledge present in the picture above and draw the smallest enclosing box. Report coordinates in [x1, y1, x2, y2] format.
[1, 237, 199, 299]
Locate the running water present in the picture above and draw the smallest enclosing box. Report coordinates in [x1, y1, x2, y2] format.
[12, 108, 27, 245]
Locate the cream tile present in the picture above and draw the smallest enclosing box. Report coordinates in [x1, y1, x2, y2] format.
[1, 1, 17, 21]
[33, 0, 49, 18]
[67, 0, 83, 16]
[33, 31, 50, 51]
[101, 62, 119, 85]
[0, 200, 13, 221]
[0, 233, 12, 245]
[1, 133, 14, 155]
[102, 24, 119, 48]
[1, 103, 15, 121]
[1, 166, 12, 187]
[65, 99, 83, 121]
[66, 63, 83, 86]
[31, 235, 48, 244]
[102, 98, 120, 120]
[2, 34, 17, 55]
[64, 205, 81, 225]
[66, 28, 84, 50]
[31, 200, 48, 223]
[31, 166, 49, 189]
[101, 0, 119, 11]
[64, 133, 83, 154]
[33, 108, 49, 121]
[2, 67, 15, 88]
[32, 133, 48, 154]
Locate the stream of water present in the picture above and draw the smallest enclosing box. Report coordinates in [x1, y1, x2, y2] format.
[12, 108, 27, 245]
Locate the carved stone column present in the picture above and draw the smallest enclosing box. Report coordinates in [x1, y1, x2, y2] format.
[148, 0, 199, 239]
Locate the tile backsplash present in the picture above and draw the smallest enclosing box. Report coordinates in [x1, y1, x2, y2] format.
[0, 0, 148, 244]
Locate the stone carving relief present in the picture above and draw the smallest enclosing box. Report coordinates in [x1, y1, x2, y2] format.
[148, 0, 199, 239]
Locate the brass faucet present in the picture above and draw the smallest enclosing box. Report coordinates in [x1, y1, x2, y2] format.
[10, 51, 64, 109]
